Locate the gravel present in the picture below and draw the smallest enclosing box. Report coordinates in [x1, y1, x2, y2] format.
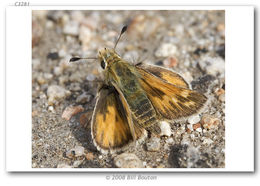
[32, 10, 225, 168]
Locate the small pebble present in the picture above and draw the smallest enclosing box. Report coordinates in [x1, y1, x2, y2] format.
[32, 110, 38, 117]
[63, 21, 79, 36]
[74, 146, 85, 157]
[73, 160, 82, 167]
[86, 74, 96, 81]
[199, 57, 225, 77]
[54, 66, 62, 76]
[203, 138, 213, 145]
[163, 56, 178, 68]
[192, 123, 201, 130]
[62, 105, 84, 121]
[47, 52, 59, 60]
[188, 115, 201, 124]
[66, 146, 85, 158]
[79, 25, 92, 50]
[48, 106, 54, 112]
[166, 137, 174, 144]
[69, 82, 81, 91]
[114, 153, 144, 168]
[58, 49, 66, 58]
[57, 163, 72, 168]
[146, 137, 160, 152]
[76, 93, 93, 104]
[196, 128, 202, 133]
[32, 162, 37, 168]
[32, 59, 41, 69]
[47, 85, 71, 105]
[215, 88, 225, 96]
[44, 73, 53, 80]
[85, 152, 94, 160]
[218, 93, 225, 102]
[155, 43, 178, 58]
[201, 115, 221, 129]
[159, 121, 171, 137]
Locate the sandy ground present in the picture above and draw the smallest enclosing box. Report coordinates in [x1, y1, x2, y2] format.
[32, 10, 225, 168]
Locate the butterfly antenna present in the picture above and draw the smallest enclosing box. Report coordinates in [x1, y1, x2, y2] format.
[114, 25, 128, 50]
[69, 57, 97, 62]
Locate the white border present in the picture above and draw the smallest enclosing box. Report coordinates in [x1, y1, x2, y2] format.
[5, 6, 254, 172]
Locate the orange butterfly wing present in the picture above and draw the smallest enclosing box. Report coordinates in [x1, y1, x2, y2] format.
[136, 63, 190, 88]
[136, 65, 207, 120]
[91, 85, 133, 150]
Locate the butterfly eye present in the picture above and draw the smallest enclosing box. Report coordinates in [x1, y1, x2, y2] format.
[101, 60, 106, 69]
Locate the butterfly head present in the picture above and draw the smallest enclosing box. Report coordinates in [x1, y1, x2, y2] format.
[98, 48, 121, 69]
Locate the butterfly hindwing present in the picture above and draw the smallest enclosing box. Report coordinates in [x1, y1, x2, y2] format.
[136, 66, 207, 120]
[91, 85, 133, 150]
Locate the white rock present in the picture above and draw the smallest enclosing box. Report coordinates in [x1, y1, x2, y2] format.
[76, 93, 92, 104]
[114, 153, 144, 168]
[58, 49, 66, 58]
[199, 57, 225, 76]
[44, 73, 53, 80]
[32, 59, 41, 69]
[166, 137, 174, 144]
[187, 115, 201, 124]
[63, 21, 79, 36]
[86, 74, 96, 81]
[48, 106, 54, 112]
[196, 128, 202, 133]
[203, 138, 213, 145]
[73, 160, 82, 167]
[159, 121, 172, 137]
[57, 163, 72, 168]
[47, 85, 71, 105]
[74, 146, 85, 157]
[79, 25, 92, 47]
[54, 66, 62, 76]
[219, 93, 225, 102]
[146, 137, 160, 151]
[155, 43, 178, 57]
[187, 124, 193, 131]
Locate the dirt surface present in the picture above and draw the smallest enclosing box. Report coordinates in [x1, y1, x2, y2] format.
[32, 10, 225, 168]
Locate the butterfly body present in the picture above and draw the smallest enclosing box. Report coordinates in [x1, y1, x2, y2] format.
[101, 49, 158, 133]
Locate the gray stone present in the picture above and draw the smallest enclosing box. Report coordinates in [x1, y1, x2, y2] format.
[155, 43, 178, 57]
[47, 85, 71, 105]
[187, 115, 201, 124]
[199, 57, 225, 77]
[146, 137, 160, 152]
[114, 153, 144, 168]
[63, 21, 79, 36]
[76, 93, 93, 104]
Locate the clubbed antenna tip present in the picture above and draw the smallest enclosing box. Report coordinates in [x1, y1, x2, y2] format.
[69, 57, 97, 63]
[121, 25, 128, 34]
[69, 57, 81, 62]
[114, 25, 128, 50]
